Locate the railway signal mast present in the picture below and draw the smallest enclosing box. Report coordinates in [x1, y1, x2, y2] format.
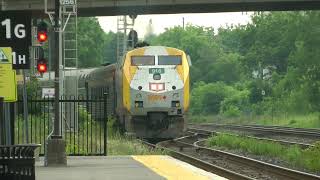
[43, 0, 79, 166]
[36, 21, 48, 75]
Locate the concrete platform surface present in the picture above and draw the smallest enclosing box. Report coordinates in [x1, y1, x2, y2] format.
[36, 156, 227, 180]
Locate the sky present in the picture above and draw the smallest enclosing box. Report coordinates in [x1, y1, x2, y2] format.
[97, 12, 253, 39]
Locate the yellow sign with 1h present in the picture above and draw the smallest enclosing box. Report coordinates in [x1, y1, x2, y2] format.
[0, 47, 17, 102]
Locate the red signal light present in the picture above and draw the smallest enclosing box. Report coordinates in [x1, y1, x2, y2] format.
[37, 21, 48, 43]
[37, 59, 47, 73]
[37, 31, 48, 43]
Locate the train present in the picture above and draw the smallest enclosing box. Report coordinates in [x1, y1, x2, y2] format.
[40, 46, 191, 139]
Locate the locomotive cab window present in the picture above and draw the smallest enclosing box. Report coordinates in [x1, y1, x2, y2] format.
[131, 56, 155, 66]
[158, 55, 182, 65]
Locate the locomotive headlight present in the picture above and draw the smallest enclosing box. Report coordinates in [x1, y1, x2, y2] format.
[149, 83, 165, 91]
[135, 101, 143, 108]
[171, 101, 180, 108]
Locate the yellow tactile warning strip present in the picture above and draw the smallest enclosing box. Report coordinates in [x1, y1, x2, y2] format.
[132, 155, 227, 180]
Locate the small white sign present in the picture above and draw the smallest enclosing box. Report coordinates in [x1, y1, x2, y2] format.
[60, 0, 76, 5]
[0, 49, 9, 63]
[42, 88, 55, 98]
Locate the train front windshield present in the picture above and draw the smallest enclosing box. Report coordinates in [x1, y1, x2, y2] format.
[131, 56, 155, 66]
[158, 56, 182, 65]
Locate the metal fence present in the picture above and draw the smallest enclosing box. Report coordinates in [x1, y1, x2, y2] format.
[14, 95, 109, 156]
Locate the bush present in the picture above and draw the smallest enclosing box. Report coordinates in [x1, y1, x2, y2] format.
[190, 81, 249, 116]
[222, 105, 241, 117]
[190, 81, 232, 114]
[78, 106, 94, 124]
[220, 90, 249, 115]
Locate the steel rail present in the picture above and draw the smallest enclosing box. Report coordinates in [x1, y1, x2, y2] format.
[170, 135, 320, 180]
[234, 124, 320, 133]
[138, 139, 251, 180]
[187, 127, 313, 149]
[191, 123, 320, 138]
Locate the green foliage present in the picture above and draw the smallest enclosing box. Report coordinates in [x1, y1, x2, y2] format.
[26, 76, 40, 97]
[103, 31, 118, 64]
[78, 106, 93, 124]
[77, 17, 117, 68]
[107, 134, 167, 155]
[14, 115, 50, 154]
[221, 90, 250, 115]
[151, 11, 320, 117]
[190, 81, 249, 117]
[24, 77, 43, 114]
[107, 117, 121, 137]
[190, 82, 232, 114]
[222, 105, 241, 117]
[72, 12, 320, 118]
[190, 113, 320, 129]
[206, 134, 320, 172]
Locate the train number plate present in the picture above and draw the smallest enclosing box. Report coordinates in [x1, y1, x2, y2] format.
[149, 68, 164, 74]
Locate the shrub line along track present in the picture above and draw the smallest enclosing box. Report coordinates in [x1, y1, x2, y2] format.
[187, 127, 313, 148]
[190, 123, 320, 139]
[140, 134, 320, 180]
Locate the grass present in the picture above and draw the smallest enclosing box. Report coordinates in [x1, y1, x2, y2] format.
[15, 114, 50, 154]
[106, 118, 167, 155]
[189, 113, 320, 129]
[206, 133, 320, 172]
[15, 114, 165, 156]
[107, 133, 167, 155]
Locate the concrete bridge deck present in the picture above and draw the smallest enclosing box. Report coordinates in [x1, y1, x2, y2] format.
[2, 0, 320, 16]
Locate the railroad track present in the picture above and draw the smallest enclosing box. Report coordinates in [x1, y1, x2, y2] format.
[187, 127, 313, 149]
[140, 134, 320, 180]
[139, 139, 250, 180]
[189, 123, 320, 139]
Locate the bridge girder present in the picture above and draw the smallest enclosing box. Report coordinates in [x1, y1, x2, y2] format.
[1, 0, 320, 17]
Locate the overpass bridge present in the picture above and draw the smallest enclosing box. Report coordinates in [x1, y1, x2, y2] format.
[1, 0, 320, 16]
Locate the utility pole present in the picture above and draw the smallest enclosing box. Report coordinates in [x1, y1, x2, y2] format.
[45, 0, 67, 166]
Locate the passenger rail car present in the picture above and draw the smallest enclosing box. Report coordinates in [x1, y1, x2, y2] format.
[86, 46, 191, 139]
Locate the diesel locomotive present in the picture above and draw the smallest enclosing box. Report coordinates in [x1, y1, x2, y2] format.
[80, 46, 191, 138]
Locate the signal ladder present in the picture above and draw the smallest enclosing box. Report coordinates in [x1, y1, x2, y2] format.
[61, 3, 78, 70]
[116, 16, 135, 62]
[61, 1, 79, 132]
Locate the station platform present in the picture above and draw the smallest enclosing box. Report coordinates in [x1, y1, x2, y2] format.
[36, 156, 227, 180]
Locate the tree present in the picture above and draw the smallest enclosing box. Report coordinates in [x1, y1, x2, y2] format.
[103, 31, 118, 64]
[147, 12, 320, 115]
[77, 17, 107, 68]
